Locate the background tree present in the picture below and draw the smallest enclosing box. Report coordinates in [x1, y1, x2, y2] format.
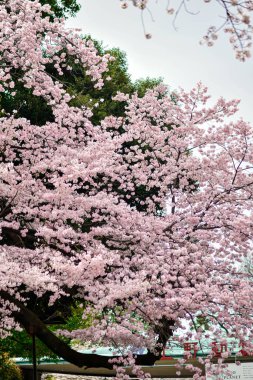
[39, 0, 80, 18]
[0, 41, 161, 125]
[0, 0, 80, 18]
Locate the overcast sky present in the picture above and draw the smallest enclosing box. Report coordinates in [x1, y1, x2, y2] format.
[66, 0, 253, 123]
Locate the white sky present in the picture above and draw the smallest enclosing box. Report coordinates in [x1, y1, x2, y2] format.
[66, 0, 253, 123]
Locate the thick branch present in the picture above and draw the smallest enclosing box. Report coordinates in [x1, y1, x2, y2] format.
[0, 291, 159, 369]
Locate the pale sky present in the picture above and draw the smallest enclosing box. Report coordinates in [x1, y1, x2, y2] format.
[66, 0, 253, 123]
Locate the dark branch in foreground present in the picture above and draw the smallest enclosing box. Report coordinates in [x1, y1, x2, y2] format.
[0, 291, 160, 369]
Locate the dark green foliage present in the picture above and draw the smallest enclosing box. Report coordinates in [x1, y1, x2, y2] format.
[0, 302, 92, 361]
[62, 40, 163, 125]
[0, 353, 23, 380]
[0, 87, 54, 126]
[39, 0, 81, 18]
[0, 38, 162, 126]
[133, 77, 163, 97]
[0, 330, 60, 362]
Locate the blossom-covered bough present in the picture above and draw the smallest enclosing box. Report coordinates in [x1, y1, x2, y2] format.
[1, 0, 253, 378]
[120, 0, 253, 61]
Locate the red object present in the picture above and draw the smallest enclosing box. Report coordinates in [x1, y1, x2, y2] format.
[211, 342, 227, 357]
[161, 347, 173, 360]
[239, 342, 251, 356]
[184, 342, 198, 358]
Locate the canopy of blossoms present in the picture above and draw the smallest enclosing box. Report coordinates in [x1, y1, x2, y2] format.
[1, 1, 253, 378]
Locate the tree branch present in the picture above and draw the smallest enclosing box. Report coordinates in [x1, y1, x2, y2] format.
[0, 290, 159, 369]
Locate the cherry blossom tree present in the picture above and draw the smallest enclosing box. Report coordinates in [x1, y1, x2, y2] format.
[2, 1, 253, 378]
[120, 0, 253, 61]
